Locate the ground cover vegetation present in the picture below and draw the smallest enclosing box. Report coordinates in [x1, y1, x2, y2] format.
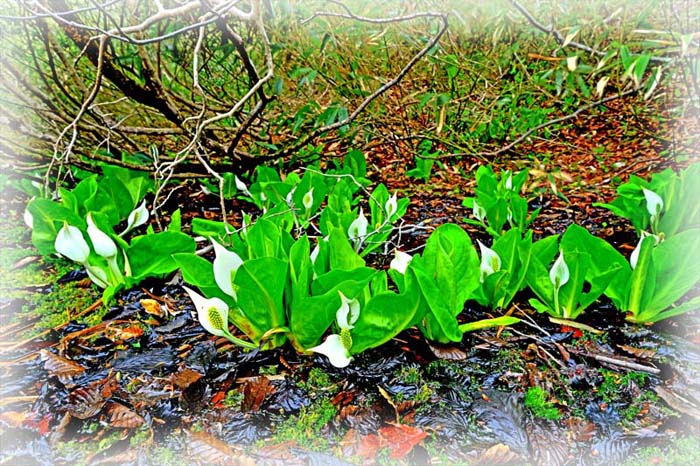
[1, 0, 699, 464]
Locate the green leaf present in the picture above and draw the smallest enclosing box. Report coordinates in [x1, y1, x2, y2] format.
[168, 209, 182, 232]
[234, 257, 289, 345]
[246, 218, 283, 259]
[413, 224, 479, 342]
[288, 235, 313, 307]
[172, 253, 223, 300]
[645, 229, 700, 314]
[129, 231, 195, 279]
[626, 235, 656, 316]
[191, 218, 236, 240]
[328, 228, 364, 271]
[26, 199, 84, 255]
[292, 269, 375, 349]
[459, 316, 520, 333]
[352, 285, 421, 353]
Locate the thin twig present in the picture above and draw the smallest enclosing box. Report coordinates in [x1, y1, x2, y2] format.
[509, 0, 673, 64]
[450, 88, 640, 159]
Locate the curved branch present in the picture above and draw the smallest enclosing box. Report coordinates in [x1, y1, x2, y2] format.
[279, 6, 448, 159]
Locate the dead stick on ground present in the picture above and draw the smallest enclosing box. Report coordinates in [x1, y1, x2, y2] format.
[576, 349, 661, 375]
[1, 298, 103, 354]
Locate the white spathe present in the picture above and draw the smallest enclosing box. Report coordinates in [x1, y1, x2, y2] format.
[336, 291, 360, 330]
[308, 291, 360, 368]
[86, 213, 117, 259]
[630, 232, 660, 270]
[211, 237, 243, 299]
[390, 250, 413, 274]
[478, 240, 501, 283]
[308, 334, 353, 368]
[347, 208, 369, 249]
[549, 251, 570, 289]
[183, 286, 231, 338]
[85, 264, 110, 289]
[122, 200, 149, 235]
[302, 188, 314, 211]
[235, 176, 252, 197]
[642, 188, 664, 221]
[385, 192, 398, 218]
[24, 209, 33, 229]
[55, 222, 90, 263]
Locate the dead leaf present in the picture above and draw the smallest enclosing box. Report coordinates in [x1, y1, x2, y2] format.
[0, 411, 30, 428]
[69, 385, 105, 419]
[140, 298, 165, 317]
[356, 433, 383, 459]
[427, 341, 467, 360]
[617, 345, 657, 360]
[186, 430, 255, 466]
[241, 376, 274, 412]
[106, 402, 145, 429]
[172, 368, 203, 390]
[475, 443, 520, 465]
[378, 424, 427, 459]
[40, 349, 85, 384]
[108, 324, 144, 341]
[331, 390, 355, 407]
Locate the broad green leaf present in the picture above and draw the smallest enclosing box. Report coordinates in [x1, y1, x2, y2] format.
[168, 209, 182, 232]
[646, 229, 700, 313]
[557, 250, 588, 319]
[129, 231, 195, 279]
[172, 253, 222, 300]
[292, 272, 374, 349]
[288, 235, 313, 307]
[413, 224, 479, 342]
[636, 295, 700, 323]
[247, 218, 283, 259]
[26, 199, 84, 255]
[234, 257, 288, 344]
[328, 228, 364, 271]
[627, 235, 656, 315]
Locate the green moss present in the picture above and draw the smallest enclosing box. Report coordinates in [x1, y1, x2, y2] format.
[524, 386, 561, 420]
[275, 398, 337, 448]
[597, 369, 649, 404]
[622, 436, 700, 466]
[223, 389, 244, 408]
[0, 206, 103, 339]
[147, 446, 189, 466]
[304, 367, 335, 391]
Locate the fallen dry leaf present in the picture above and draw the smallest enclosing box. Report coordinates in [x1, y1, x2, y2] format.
[40, 349, 85, 384]
[140, 298, 165, 317]
[474, 443, 520, 465]
[106, 402, 145, 429]
[186, 430, 255, 466]
[241, 376, 274, 412]
[378, 424, 427, 459]
[427, 341, 467, 360]
[172, 368, 203, 390]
